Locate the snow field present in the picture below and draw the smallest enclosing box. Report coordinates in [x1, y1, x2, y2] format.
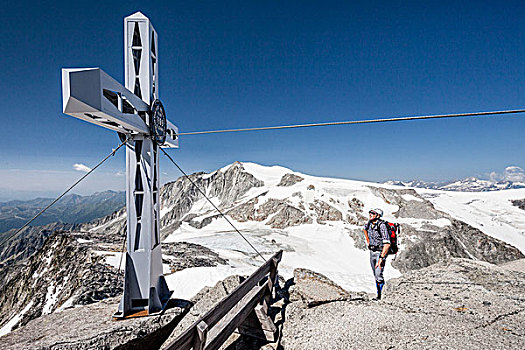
[164, 218, 401, 297]
[418, 188, 525, 253]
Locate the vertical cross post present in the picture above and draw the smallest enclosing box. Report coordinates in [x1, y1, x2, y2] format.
[114, 12, 171, 318]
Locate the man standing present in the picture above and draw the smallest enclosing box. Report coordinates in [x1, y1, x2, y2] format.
[363, 208, 391, 300]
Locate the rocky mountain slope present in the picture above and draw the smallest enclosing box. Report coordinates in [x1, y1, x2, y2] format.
[1, 161, 524, 342]
[0, 229, 226, 337]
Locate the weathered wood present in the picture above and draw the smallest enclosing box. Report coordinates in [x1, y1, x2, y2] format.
[254, 304, 278, 337]
[200, 250, 281, 329]
[238, 258, 278, 342]
[238, 303, 278, 342]
[163, 250, 283, 350]
[193, 321, 208, 350]
[269, 257, 279, 283]
[164, 328, 193, 350]
[205, 283, 268, 350]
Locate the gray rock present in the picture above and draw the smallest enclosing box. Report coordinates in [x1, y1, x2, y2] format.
[370, 187, 444, 220]
[227, 198, 262, 222]
[309, 200, 342, 224]
[346, 227, 367, 251]
[0, 297, 189, 349]
[289, 268, 365, 307]
[228, 198, 312, 229]
[188, 214, 222, 229]
[511, 199, 525, 210]
[162, 241, 228, 272]
[499, 258, 525, 273]
[279, 259, 525, 349]
[394, 219, 524, 272]
[78, 207, 126, 234]
[345, 197, 367, 226]
[0, 223, 72, 268]
[0, 233, 123, 333]
[277, 174, 304, 187]
[0, 236, 227, 336]
[158, 162, 264, 235]
[265, 202, 312, 229]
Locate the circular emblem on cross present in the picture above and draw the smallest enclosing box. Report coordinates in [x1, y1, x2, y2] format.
[149, 99, 167, 144]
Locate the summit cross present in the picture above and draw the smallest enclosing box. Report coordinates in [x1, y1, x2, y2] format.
[61, 12, 178, 318]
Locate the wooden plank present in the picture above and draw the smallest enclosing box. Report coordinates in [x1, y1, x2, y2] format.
[164, 329, 193, 350]
[193, 321, 208, 350]
[269, 257, 279, 283]
[200, 250, 282, 329]
[238, 304, 278, 342]
[254, 304, 276, 332]
[164, 250, 282, 350]
[205, 283, 268, 350]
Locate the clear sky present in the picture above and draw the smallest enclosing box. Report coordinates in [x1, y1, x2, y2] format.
[1, 0, 524, 200]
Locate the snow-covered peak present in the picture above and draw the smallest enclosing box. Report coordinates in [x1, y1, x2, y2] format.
[241, 162, 295, 185]
[385, 166, 525, 192]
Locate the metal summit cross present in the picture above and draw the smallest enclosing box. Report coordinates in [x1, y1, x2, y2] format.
[61, 12, 178, 318]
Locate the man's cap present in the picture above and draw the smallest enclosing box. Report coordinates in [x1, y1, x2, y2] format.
[369, 208, 383, 217]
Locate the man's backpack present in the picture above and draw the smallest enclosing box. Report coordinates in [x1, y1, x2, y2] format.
[380, 220, 400, 255]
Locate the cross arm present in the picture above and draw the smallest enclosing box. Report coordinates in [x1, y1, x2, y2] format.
[62, 68, 149, 134]
[62, 68, 150, 134]
[62, 68, 178, 148]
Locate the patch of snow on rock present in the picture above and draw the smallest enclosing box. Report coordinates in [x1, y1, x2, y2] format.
[0, 301, 34, 337]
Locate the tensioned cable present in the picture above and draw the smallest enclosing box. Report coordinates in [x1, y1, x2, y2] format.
[160, 148, 266, 262]
[0, 138, 129, 248]
[176, 109, 525, 136]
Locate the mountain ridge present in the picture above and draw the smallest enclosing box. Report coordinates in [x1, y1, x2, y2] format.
[384, 165, 525, 192]
[0, 190, 125, 234]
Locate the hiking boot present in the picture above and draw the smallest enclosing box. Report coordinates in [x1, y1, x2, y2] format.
[375, 281, 384, 300]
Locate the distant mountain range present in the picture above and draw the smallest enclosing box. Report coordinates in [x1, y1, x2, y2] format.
[384, 166, 525, 192]
[0, 191, 125, 234]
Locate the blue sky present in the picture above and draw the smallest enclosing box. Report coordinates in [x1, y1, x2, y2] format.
[1, 1, 524, 200]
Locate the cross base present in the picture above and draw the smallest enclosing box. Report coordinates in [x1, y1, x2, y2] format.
[112, 291, 173, 320]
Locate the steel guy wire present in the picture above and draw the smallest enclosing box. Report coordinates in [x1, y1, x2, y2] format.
[175, 109, 525, 136]
[0, 137, 129, 248]
[159, 148, 267, 262]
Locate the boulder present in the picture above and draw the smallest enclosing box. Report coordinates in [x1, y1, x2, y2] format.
[289, 268, 365, 307]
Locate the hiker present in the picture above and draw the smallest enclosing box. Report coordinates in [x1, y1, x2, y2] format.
[363, 208, 391, 300]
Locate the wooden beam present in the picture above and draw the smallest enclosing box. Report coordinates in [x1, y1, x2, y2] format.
[193, 321, 208, 350]
[163, 250, 283, 350]
[205, 283, 268, 350]
[238, 303, 278, 342]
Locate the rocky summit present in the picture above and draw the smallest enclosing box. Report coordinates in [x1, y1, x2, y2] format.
[278, 259, 525, 350]
[0, 161, 524, 348]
